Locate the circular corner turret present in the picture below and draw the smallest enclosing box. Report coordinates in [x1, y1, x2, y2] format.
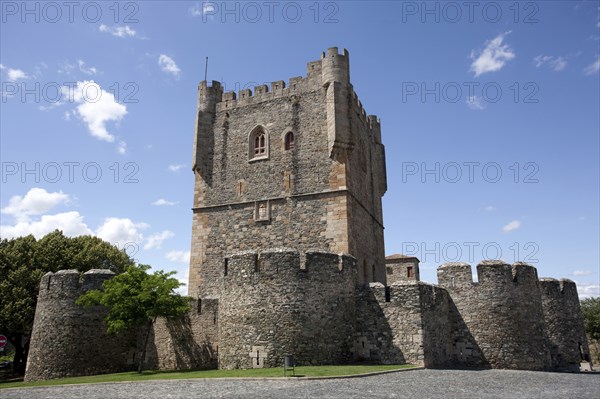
[25, 269, 137, 382]
[321, 47, 350, 87]
[470, 260, 550, 370]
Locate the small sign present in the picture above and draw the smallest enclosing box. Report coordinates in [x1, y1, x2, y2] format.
[0, 335, 7, 348]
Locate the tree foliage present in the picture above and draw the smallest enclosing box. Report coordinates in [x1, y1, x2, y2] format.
[581, 297, 600, 340]
[77, 264, 190, 372]
[0, 230, 134, 374]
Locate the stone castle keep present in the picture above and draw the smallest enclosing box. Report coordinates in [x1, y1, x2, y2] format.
[24, 48, 591, 381]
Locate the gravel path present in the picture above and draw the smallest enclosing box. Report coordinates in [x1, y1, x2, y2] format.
[2, 369, 599, 399]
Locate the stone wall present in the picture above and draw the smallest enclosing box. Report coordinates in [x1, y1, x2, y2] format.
[25, 270, 137, 381]
[25, 261, 593, 380]
[354, 281, 450, 367]
[539, 278, 591, 370]
[145, 298, 218, 371]
[437, 261, 551, 370]
[218, 249, 357, 369]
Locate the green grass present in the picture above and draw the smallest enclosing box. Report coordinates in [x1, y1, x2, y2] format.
[0, 364, 415, 389]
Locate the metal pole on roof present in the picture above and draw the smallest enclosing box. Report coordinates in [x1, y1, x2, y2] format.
[204, 57, 208, 81]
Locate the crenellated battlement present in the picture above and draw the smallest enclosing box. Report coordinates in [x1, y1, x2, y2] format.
[195, 47, 372, 139]
[435, 260, 584, 370]
[39, 269, 115, 300]
[223, 249, 356, 283]
[210, 76, 375, 138]
[437, 260, 540, 290]
[321, 46, 350, 86]
[437, 262, 473, 288]
[197, 80, 223, 111]
[478, 260, 539, 287]
[357, 280, 447, 307]
[213, 74, 315, 111]
[539, 278, 578, 295]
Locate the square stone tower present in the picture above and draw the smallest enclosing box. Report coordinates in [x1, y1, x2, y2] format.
[385, 254, 420, 283]
[188, 47, 387, 297]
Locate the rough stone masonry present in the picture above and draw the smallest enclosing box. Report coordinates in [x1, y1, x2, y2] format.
[24, 48, 592, 381]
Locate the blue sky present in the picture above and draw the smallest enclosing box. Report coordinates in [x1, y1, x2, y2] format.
[1, 1, 598, 297]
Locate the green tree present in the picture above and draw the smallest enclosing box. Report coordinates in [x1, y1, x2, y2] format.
[581, 297, 600, 340]
[0, 231, 134, 374]
[77, 264, 190, 373]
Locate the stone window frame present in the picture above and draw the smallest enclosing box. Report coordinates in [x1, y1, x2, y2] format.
[284, 131, 295, 151]
[248, 125, 270, 162]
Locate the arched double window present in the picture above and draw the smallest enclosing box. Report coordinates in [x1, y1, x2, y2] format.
[254, 132, 266, 155]
[249, 126, 269, 160]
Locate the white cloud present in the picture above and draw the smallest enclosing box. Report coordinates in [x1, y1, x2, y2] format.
[533, 55, 567, 71]
[203, 3, 215, 15]
[152, 199, 178, 206]
[99, 24, 137, 38]
[67, 80, 127, 142]
[1, 211, 151, 248]
[190, 2, 215, 18]
[158, 55, 181, 78]
[577, 283, 600, 299]
[0, 189, 162, 252]
[144, 230, 175, 250]
[484, 205, 496, 212]
[168, 164, 185, 172]
[58, 60, 98, 76]
[470, 32, 515, 77]
[7, 68, 28, 81]
[78, 60, 97, 75]
[58, 61, 75, 75]
[175, 268, 189, 295]
[573, 270, 594, 276]
[166, 250, 190, 264]
[502, 220, 521, 232]
[1, 188, 70, 222]
[551, 57, 567, 71]
[466, 95, 486, 110]
[189, 3, 203, 16]
[0, 64, 5, 69]
[96, 217, 149, 247]
[0, 211, 93, 239]
[583, 56, 600, 75]
[117, 141, 127, 155]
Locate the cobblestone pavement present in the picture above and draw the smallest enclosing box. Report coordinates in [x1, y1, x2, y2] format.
[2, 369, 600, 399]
